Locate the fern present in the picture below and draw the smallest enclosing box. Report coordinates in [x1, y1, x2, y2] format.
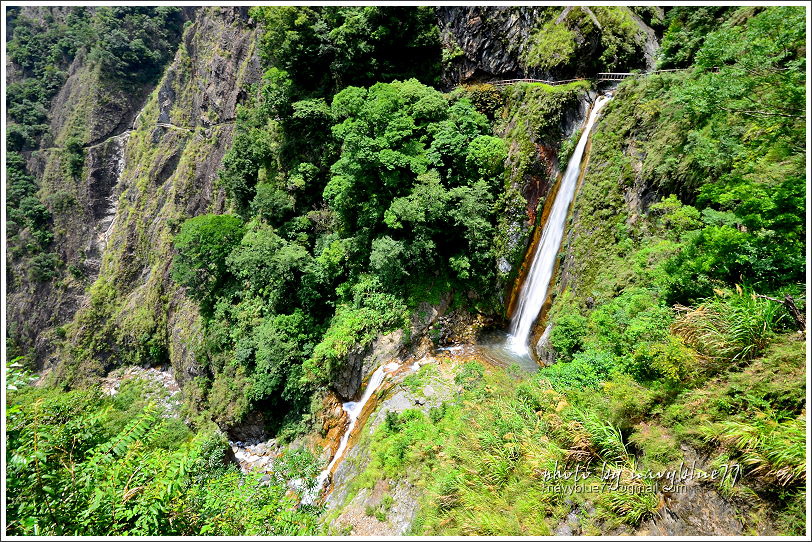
[103, 402, 162, 458]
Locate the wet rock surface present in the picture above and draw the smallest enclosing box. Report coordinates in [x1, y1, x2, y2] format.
[438, 6, 535, 86]
[228, 438, 282, 473]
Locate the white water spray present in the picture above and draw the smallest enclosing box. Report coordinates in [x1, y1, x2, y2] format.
[507, 95, 611, 356]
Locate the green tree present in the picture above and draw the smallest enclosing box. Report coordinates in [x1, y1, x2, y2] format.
[171, 214, 244, 308]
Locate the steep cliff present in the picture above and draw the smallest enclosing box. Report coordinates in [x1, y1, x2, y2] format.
[49, 8, 261, 393]
[4, 5, 805, 537]
[6, 7, 185, 367]
[438, 6, 662, 86]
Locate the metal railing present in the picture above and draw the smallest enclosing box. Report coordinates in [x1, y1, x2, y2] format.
[487, 67, 705, 87]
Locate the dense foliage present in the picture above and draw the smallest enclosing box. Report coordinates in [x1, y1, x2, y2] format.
[5, 375, 321, 536]
[5, 4, 806, 536]
[251, 6, 440, 99]
[172, 7, 510, 432]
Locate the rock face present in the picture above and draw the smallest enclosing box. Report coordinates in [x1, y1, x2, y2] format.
[326, 355, 456, 534]
[534, 322, 556, 365]
[332, 299, 449, 401]
[636, 447, 744, 536]
[438, 7, 536, 86]
[45, 8, 261, 389]
[100, 365, 182, 413]
[334, 330, 406, 401]
[6, 9, 176, 368]
[7, 7, 260, 380]
[437, 6, 660, 88]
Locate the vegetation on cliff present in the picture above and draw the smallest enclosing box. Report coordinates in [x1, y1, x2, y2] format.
[4, 4, 807, 537]
[536, 5, 806, 533]
[324, 5, 806, 536]
[173, 6, 514, 432]
[5, 7, 184, 362]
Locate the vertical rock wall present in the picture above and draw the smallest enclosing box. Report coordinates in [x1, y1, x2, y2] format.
[49, 7, 261, 389]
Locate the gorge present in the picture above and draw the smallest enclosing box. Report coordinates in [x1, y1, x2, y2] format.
[4, 4, 807, 538]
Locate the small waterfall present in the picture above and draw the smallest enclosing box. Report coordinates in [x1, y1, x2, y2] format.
[98, 132, 129, 248]
[302, 361, 401, 504]
[85, 132, 129, 276]
[507, 95, 611, 356]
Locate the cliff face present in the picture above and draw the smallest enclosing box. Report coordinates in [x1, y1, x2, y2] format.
[13, 8, 262, 391]
[6, 8, 177, 367]
[438, 6, 661, 87]
[438, 7, 536, 85]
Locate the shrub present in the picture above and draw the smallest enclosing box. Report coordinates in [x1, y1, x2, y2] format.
[28, 252, 61, 281]
[64, 136, 85, 178]
[539, 349, 616, 391]
[671, 288, 783, 369]
[549, 306, 588, 362]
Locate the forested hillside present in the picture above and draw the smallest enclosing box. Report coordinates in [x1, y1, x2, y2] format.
[4, 5, 807, 537]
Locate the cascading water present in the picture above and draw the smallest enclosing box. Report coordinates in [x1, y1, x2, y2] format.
[302, 361, 401, 504]
[507, 95, 611, 356]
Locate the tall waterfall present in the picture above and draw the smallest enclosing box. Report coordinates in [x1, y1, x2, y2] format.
[507, 95, 611, 356]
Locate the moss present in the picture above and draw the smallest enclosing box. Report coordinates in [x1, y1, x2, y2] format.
[627, 423, 682, 472]
[522, 21, 577, 71]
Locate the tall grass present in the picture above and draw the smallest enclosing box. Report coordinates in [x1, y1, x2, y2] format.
[570, 409, 629, 464]
[702, 415, 806, 486]
[672, 288, 783, 368]
[598, 488, 660, 526]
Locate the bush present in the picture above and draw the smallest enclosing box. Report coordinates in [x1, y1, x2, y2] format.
[63, 136, 85, 178]
[538, 349, 617, 391]
[28, 252, 61, 281]
[549, 305, 588, 362]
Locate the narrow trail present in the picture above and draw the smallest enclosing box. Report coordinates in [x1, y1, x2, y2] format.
[488, 67, 698, 87]
[31, 119, 236, 154]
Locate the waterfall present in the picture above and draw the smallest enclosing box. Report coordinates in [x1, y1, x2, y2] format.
[85, 132, 130, 277]
[507, 95, 611, 356]
[302, 361, 401, 504]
